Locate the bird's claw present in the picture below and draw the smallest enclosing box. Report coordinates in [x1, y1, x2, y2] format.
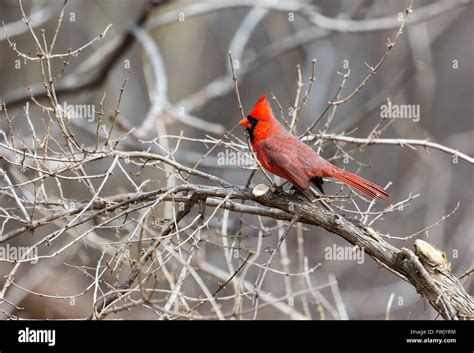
[270, 183, 285, 194]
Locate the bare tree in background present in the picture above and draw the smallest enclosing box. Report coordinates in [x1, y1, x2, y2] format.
[0, 0, 472, 320]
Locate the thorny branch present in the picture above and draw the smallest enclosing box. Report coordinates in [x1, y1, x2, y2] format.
[0, 0, 471, 321]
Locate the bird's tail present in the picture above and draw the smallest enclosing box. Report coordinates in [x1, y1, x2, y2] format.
[333, 169, 389, 201]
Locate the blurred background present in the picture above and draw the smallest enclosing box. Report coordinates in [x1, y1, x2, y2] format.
[0, 0, 472, 319]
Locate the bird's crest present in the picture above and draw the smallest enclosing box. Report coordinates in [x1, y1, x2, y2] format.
[248, 94, 275, 121]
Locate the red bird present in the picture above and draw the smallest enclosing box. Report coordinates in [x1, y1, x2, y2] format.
[239, 95, 389, 201]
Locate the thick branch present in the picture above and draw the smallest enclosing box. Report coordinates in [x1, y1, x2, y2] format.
[150, 184, 473, 319]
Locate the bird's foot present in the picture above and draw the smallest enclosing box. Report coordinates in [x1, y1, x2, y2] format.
[288, 185, 301, 196]
[270, 183, 285, 194]
[286, 185, 307, 199]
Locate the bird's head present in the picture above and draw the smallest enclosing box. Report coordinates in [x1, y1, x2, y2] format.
[239, 94, 280, 142]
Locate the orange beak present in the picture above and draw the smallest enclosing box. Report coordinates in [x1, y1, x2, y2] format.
[239, 118, 251, 128]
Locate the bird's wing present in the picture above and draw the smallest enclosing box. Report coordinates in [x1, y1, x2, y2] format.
[259, 137, 310, 190]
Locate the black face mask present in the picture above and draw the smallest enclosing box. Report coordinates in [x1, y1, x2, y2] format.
[246, 115, 259, 142]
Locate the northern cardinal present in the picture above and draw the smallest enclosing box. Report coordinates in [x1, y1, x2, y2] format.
[239, 95, 389, 201]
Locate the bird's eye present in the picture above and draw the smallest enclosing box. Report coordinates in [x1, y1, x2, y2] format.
[247, 115, 258, 126]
